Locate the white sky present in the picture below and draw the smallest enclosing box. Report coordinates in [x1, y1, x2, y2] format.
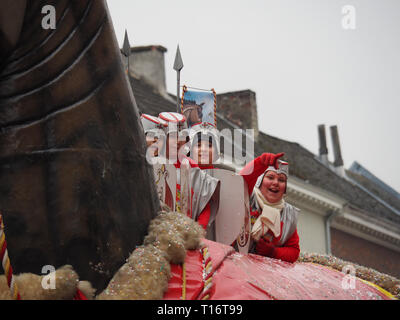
[107, 0, 400, 193]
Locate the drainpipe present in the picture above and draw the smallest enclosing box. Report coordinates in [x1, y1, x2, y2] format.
[325, 203, 348, 255]
[325, 209, 340, 255]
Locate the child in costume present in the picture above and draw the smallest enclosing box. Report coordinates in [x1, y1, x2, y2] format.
[158, 112, 220, 236]
[187, 123, 222, 239]
[240, 157, 300, 263]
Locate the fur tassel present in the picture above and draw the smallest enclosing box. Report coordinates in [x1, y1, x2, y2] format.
[98, 208, 205, 300]
[0, 265, 80, 300]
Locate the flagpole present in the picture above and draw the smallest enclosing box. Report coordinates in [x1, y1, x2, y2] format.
[177, 71, 180, 113]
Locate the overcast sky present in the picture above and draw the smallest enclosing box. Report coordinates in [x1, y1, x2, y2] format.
[107, 0, 400, 193]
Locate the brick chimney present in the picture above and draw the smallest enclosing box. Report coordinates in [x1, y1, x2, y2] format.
[216, 90, 259, 140]
[122, 45, 171, 100]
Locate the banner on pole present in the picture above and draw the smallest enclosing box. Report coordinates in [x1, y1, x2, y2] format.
[181, 88, 217, 128]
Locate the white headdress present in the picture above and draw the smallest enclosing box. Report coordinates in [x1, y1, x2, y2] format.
[158, 112, 187, 134]
[140, 114, 167, 135]
[189, 123, 220, 161]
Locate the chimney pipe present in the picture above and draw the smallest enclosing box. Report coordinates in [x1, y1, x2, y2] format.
[330, 125, 345, 177]
[318, 124, 329, 165]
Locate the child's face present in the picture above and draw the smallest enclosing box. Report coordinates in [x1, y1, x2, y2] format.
[192, 139, 215, 166]
[260, 171, 287, 203]
[145, 134, 163, 157]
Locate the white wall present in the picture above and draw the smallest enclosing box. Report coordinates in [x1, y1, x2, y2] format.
[288, 200, 328, 254]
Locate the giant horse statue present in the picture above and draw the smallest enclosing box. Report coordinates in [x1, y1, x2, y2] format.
[0, 1, 397, 300]
[0, 0, 159, 292]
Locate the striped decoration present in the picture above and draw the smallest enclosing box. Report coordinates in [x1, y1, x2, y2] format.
[180, 85, 188, 114]
[0, 213, 21, 300]
[211, 88, 217, 127]
[182, 262, 187, 300]
[198, 244, 213, 300]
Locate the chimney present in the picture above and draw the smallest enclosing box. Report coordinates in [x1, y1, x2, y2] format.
[123, 45, 170, 100]
[318, 124, 329, 165]
[330, 125, 345, 177]
[216, 90, 259, 140]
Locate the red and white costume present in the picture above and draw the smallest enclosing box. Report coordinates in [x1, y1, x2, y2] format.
[158, 112, 220, 236]
[239, 154, 300, 263]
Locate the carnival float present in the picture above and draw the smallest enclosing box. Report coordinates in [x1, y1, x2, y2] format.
[0, 0, 398, 300]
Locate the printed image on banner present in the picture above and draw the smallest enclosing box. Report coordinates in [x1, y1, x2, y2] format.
[182, 89, 216, 128]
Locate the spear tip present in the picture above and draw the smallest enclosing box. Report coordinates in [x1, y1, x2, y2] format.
[122, 29, 131, 57]
[173, 45, 184, 71]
